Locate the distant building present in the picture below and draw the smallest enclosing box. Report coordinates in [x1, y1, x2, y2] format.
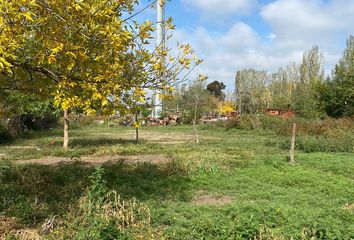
[264, 108, 295, 119]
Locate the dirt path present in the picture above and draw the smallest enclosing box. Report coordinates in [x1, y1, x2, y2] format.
[193, 195, 233, 205]
[17, 154, 171, 166]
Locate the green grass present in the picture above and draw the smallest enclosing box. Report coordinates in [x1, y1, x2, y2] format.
[0, 124, 353, 239]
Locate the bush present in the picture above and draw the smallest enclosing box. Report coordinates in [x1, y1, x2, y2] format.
[230, 114, 290, 133]
[258, 115, 290, 134]
[238, 114, 262, 130]
[48, 168, 154, 240]
[227, 115, 354, 153]
[280, 134, 354, 153]
[224, 117, 240, 130]
[0, 122, 12, 144]
[228, 114, 353, 135]
[294, 117, 353, 137]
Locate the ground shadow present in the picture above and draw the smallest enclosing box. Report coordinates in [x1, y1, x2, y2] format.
[69, 137, 146, 147]
[0, 160, 191, 225]
[17, 128, 64, 140]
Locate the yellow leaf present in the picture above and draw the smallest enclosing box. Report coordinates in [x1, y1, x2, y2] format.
[29, 0, 40, 8]
[183, 44, 191, 55]
[22, 12, 34, 21]
[102, 99, 109, 107]
[73, 3, 82, 11]
[132, 122, 141, 129]
[65, 51, 77, 59]
[51, 44, 64, 54]
[0, 57, 12, 68]
[198, 74, 208, 82]
[67, 62, 75, 71]
[48, 54, 56, 64]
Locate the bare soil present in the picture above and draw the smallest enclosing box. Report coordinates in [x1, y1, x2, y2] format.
[344, 203, 354, 211]
[193, 191, 234, 206]
[0, 216, 43, 240]
[0, 230, 43, 240]
[17, 154, 171, 166]
[89, 130, 220, 144]
[0, 216, 18, 235]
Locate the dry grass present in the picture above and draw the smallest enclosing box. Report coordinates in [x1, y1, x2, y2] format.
[193, 194, 234, 206]
[0, 216, 42, 240]
[17, 154, 171, 166]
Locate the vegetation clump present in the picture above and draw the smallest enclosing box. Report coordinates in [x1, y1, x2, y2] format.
[48, 168, 154, 240]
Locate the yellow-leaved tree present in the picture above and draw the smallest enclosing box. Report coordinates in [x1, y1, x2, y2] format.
[0, 0, 202, 148]
[219, 101, 235, 116]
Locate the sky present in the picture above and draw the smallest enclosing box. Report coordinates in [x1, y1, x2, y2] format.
[135, 0, 354, 90]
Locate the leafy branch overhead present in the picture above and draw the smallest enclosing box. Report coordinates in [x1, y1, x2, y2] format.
[0, 0, 203, 115]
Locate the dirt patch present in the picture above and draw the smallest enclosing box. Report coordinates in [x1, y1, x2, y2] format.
[193, 194, 233, 206]
[343, 203, 354, 211]
[5, 146, 40, 150]
[90, 130, 195, 144]
[1, 230, 43, 240]
[0, 216, 18, 235]
[0, 216, 42, 240]
[150, 140, 188, 145]
[17, 154, 171, 166]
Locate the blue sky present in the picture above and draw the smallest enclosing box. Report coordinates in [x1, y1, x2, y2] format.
[135, 0, 354, 90]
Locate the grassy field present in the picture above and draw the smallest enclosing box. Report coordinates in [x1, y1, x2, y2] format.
[0, 124, 353, 239]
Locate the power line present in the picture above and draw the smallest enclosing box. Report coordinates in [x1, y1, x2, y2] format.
[122, 1, 157, 23]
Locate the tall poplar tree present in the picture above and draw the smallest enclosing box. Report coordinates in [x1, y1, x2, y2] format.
[321, 36, 354, 117]
[294, 46, 325, 118]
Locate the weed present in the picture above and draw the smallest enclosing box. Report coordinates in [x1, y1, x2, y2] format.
[48, 168, 154, 240]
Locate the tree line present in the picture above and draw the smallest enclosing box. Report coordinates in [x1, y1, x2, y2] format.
[235, 36, 354, 118]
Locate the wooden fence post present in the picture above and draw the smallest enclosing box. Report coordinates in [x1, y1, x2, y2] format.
[289, 123, 296, 163]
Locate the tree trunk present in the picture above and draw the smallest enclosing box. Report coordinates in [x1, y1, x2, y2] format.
[193, 119, 199, 144]
[193, 100, 199, 144]
[289, 123, 296, 163]
[63, 109, 69, 149]
[239, 94, 242, 116]
[135, 113, 139, 142]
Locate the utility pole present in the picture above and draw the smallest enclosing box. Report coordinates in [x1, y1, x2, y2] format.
[152, 0, 165, 118]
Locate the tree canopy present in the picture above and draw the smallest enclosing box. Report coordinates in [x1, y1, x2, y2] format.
[206, 80, 226, 101]
[320, 36, 354, 117]
[0, 0, 202, 147]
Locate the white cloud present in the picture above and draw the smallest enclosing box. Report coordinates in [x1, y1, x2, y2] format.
[267, 33, 277, 40]
[170, 0, 354, 90]
[220, 23, 259, 51]
[261, 0, 354, 49]
[261, 0, 335, 33]
[180, 0, 257, 15]
[172, 23, 297, 89]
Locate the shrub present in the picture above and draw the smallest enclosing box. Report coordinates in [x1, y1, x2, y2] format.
[0, 122, 12, 144]
[230, 114, 290, 133]
[228, 115, 353, 135]
[279, 133, 354, 153]
[228, 114, 354, 153]
[224, 117, 241, 130]
[48, 168, 154, 240]
[294, 117, 353, 137]
[238, 114, 262, 130]
[258, 115, 290, 134]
